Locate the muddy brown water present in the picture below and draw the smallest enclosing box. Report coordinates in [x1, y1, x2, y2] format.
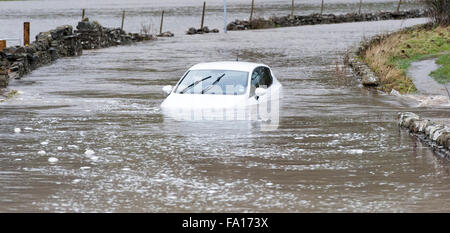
[1, 0, 449, 212]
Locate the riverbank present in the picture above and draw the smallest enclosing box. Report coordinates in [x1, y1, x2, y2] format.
[349, 23, 449, 94]
[0, 18, 154, 89]
[350, 22, 450, 156]
[227, 10, 425, 31]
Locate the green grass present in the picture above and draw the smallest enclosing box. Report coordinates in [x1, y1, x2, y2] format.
[430, 53, 450, 84]
[362, 25, 449, 94]
[388, 26, 450, 77]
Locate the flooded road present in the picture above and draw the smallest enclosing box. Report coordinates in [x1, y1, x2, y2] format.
[408, 58, 450, 96]
[1, 0, 450, 212]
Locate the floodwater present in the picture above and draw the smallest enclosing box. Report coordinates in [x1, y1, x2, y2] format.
[408, 58, 450, 96]
[403, 59, 450, 110]
[1, 0, 450, 212]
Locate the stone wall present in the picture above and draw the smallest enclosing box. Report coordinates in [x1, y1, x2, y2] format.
[186, 26, 219, 35]
[0, 19, 154, 88]
[0, 25, 80, 87]
[76, 19, 151, 49]
[398, 112, 450, 159]
[227, 10, 426, 31]
[346, 48, 380, 86]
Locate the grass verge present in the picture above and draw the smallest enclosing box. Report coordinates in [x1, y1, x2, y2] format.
[361, 24, 449, 93]
[430, 53, 450, 84]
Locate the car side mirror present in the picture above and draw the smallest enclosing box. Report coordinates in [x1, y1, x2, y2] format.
[255, 87, 267, 97]
[162, 85, 173, 95]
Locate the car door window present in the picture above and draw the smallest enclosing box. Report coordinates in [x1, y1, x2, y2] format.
[260, 67, 273, 87]
[250, 67, 273, 97]
[251, 68, 262, 88]
[250, 67, 262, 97]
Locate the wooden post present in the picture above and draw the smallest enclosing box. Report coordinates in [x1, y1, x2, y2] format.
[24, 22, 30, 46]
[160, 10, 164, 34]
[359, 0, 362, 15]
[121, 10, 125, 31]
[250, 0, 254, 22]
[224, 0, 227, 33]
[201, 1, 206, 29]
[396, 0, 402, 12]
[321, 0, 324, 16]
[0, 40, 6, 51]
[82, 9, 85, 20]
[290, 0, 294, 18]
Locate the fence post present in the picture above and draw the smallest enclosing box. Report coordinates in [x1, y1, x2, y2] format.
[24, 22, 30, 46]
[224, 0, 227, 33]
[250, 0, 254, 22]
[321, 0, 324, 16]
[396, 0, 402, 12]
[82, 9, 85, 20]
[121, 10, 125, 31]
[201, 1, 206, 29]
[290, 0, 294, 18]
[359, 0, 362, 15]
[0, 40, 6, 51]
[160, 10, 164, 34]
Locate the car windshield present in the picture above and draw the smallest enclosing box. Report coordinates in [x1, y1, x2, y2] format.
[174, 70, 249, 95]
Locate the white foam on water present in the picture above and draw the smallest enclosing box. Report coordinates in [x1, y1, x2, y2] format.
[404, 94, 450, 107]
[80, 166, 91, 170]
[68, 145, 79, 149]
[48, 157, 58, 163]
[83, 149, 99, 161]
[72, 179, 81, 184]
[40, 141, 49, 145]
[37, 150, 46, 155]
[14, 128, 21, 133]
[85, 149, 95, 156]
[348, 149, 364, 154]
[57, 146, 63, 150]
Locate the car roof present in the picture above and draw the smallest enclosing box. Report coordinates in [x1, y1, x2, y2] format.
[189, 61, 268, 72]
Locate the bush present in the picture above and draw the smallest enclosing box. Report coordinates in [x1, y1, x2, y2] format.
[423, 0, 450, 26]
[140, 21, 156, 36]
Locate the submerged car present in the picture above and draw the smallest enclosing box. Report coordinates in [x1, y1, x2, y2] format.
[161, 61, 282, 109]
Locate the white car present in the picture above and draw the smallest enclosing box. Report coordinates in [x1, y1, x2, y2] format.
[161, 61, 282, 110]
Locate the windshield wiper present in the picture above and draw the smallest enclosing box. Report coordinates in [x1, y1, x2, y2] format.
[179, 75, 212, 94]
[201, 73, 225, 94]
